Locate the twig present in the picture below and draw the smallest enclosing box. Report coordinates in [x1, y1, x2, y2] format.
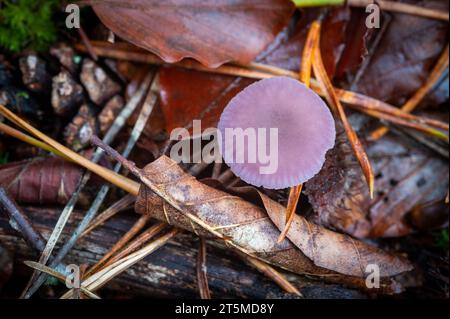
[0, 188, 46, 252]
[0, 100, 140, 196]
[197, 238, 211, 299]
[347, 0, 449, 21]
[77, 26, 98, 61]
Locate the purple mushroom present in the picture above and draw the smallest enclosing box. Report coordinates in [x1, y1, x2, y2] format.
[218, 76, 336, 189]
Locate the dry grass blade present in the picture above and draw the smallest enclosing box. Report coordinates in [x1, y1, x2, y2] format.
[0, 122, 68, 159]
[353, 106, 449, 142]
[370, 45, 450, 141]
[334, 89, 449, 131]
[197, 238, 211, 299]
[99, 222, 167, 271]
[280, 184, 303, 243]
[0, 104, 140, 196]
[24, 261, 101, 299]
[81, 194, 135, 237]
[60, 228, 179, 298]
[241, 253, 303, 297]
[86, 215, 151, 276]
[21, 171, 91, 299]
[299, 21, 319, 86]
[311, 21, 375, 198]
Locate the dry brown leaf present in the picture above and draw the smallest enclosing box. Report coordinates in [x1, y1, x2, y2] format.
[134, 155, 412, 292]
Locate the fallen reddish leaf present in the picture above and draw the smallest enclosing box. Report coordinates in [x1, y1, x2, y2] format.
[0, 157, 83, 205]
[90, 0, 295, 68]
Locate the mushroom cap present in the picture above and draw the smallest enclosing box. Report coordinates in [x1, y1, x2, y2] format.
[218, 76, 336, 189]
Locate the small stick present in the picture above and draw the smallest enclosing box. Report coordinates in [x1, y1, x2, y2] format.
[0, 188, 46, 252]
[77, 27, 98, 61]
[347, 0, 449, 21]
[197, 238, 211, 299]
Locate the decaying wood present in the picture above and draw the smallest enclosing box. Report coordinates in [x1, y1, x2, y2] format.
[0, 206, 366, 299]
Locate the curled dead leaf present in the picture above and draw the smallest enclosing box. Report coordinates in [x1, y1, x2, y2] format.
[134, 155, 412, 292]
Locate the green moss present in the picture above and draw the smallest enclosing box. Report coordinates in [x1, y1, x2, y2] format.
[0, 0, 60, 52]
[0, 152, 8, 164]
[436, 229, 449, 251]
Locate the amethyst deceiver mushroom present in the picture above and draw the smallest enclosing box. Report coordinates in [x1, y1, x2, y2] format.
[218, 76, 336, 189]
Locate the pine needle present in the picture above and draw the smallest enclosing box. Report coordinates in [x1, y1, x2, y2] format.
[311, 20, 375, 199]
